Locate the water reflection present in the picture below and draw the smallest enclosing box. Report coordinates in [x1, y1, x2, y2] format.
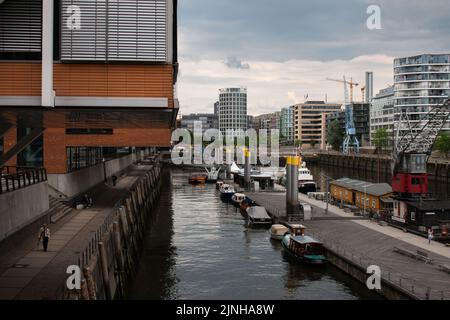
[127, 168, 381, 300]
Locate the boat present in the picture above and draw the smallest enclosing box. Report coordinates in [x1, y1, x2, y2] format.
[216, 181, 224, 190]
[231, 193, 247, 207]
[189, 174, 207, 185]
[270, 224, 290, 241]
[245, 206, 272, 228]
[239, 197, 256, 216]
[219, 184, 235, 202]
[298, 167, 317, 194]
[282, 224, 327, 265]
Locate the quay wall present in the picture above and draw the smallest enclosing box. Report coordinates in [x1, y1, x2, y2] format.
[60, 164, 162, 300]
[48, 151, 146, 200]
[0, 182, 49, 241]
[318, 153, 450, 182]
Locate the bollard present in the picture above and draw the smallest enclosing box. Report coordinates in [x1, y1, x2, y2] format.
[98, 242, 112, 300]
[244, 148, 251, 190]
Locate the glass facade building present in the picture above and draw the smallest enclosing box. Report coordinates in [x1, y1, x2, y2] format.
[280, 106, 295, 144]
[370, 86, 395, 147]
[394, 54, 450, 135]
[218, 87, 248, 136]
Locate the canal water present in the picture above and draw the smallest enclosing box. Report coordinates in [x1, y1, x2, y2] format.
[127, 169, 380, 300]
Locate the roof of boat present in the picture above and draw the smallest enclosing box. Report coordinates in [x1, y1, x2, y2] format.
[291, 235, 322, 244]
[233, 193, 246, 197]
[246, 206, 271, 219]
[271, 224, 289, 232]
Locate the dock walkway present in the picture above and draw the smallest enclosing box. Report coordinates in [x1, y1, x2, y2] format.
[246, 191, 450, 300]
[0, 164, 153, 300]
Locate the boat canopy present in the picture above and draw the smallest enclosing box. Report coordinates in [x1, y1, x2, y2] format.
[246, 206, 271, 219]
[230, 162, 242, 174]
[291, 235, 322, 245]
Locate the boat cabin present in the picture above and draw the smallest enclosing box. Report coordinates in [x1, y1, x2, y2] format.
[288, 235, 324, 257]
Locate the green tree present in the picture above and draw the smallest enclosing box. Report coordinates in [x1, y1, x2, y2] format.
[309, 140, 317, 148]
[434, 132, 450, 158]
[294, 139, 302, 147]
[373, 128, 390, 154]
[327, 120, 344, 151]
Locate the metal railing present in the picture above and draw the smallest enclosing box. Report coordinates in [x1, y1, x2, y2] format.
[0, 166, 47, 194]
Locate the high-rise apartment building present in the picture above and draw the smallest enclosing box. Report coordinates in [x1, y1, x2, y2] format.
[280, 106, 295, 144]
[294, 101, 341, 149]
[370, 86, 395, 147]
[218, 87, 247, 136]
[394, 54, 450, 135]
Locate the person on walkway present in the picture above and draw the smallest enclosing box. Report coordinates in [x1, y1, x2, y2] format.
[428, 228, 434, 245]
[38, 224, 51, 252]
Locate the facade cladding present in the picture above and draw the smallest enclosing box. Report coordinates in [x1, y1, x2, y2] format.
[280, 106, 294, 143]
[394, 54, 450, 134]
[180, 113, 218, 132]
[294, 101, 341, 149]
[370, 86, 394, 147]
[0, 0, 178, 174]
[218, 87, 248, 136]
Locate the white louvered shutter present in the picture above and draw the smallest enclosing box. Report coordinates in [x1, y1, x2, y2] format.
[0, 0, 42, 53]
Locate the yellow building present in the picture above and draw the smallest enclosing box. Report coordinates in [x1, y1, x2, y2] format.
[294, 101, 342, 149]
[330, 178, 393, 213]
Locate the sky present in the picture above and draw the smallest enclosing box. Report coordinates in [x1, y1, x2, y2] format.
[176, 0, 450, 116]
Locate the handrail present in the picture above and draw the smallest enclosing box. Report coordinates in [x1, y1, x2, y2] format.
[0, 166, 47, 194]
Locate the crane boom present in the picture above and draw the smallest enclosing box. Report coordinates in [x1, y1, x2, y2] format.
[392, 98, 450, 197]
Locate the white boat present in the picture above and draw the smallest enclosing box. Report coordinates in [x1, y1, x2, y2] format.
[298, 167, 317, 194]
[219, 184, 235, 202]
[231, 193, 247, 207]
[270, 224, 289, 241]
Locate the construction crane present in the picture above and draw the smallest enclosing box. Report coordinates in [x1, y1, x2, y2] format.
[326, 77, 359, 103]
[392, 97, 450, 198]
[327, 76, 360, 154]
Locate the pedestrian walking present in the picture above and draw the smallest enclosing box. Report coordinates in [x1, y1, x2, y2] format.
[428, 228, 434, 245]
[38, 224, 51, 252]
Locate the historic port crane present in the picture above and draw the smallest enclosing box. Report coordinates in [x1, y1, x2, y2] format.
[327, 77, 360, 154]
[392, 98, 450, 198]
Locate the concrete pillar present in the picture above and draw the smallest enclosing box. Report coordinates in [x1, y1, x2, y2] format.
[244, 148, 251, 190]
[98, 242, 112, 300]
[42, 0, 54, 107]
[286, 156, 300, 217]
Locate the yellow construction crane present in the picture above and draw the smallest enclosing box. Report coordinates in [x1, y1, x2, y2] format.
[326, 77, 359, 103]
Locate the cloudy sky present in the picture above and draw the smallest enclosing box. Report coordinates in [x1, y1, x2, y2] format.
[176, 0, 450, 116]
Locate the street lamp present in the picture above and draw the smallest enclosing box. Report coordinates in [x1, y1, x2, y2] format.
[320, 173, 334, 215]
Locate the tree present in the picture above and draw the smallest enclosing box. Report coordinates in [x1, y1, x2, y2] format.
[294, 139, 302, 147]
[373, 128, 389, 154]
[434, 132, 450, 158]
[309, 140, 317, 149]
[327, 120, 344, 151]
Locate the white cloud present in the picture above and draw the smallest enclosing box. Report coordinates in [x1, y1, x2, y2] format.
[177, 54, 394, 116]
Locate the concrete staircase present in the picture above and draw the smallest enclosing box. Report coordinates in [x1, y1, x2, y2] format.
[49, 196, 74, 224]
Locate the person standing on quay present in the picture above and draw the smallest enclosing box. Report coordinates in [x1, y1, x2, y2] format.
[428, 229, 434, 245]
[38, 224, 51, 252]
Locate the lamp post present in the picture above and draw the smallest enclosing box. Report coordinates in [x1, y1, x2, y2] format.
[320, 173, 333, 215]
[363, 185, 367, 216]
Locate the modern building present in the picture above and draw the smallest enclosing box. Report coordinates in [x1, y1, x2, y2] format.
[0, 0, 179, 175]
[280, 106, 295, 144]
[365, 72, 374, 103]
[370, 86, 395, 148]
[218, 87, 247, 136]
[394, 54, 450, 136]
[326, 102, 371, 148]
[294, 101, 342, 149]
[253, 112, 281, 131]
[214, 101, 220, 116]
[180, 113, 218, 132]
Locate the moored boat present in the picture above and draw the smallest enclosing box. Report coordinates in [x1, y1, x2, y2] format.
[219, 184, 235, 202]
[270, 224, 289, 241]
[298, 167, 317, 194]
[239, 198, 256, 216]
[216, 181, 224, 190]
[231, 193, 247, 207]
[282, 224, 327, 265]
[189, 174, 207, 185]
[246, 206, 272, 228]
